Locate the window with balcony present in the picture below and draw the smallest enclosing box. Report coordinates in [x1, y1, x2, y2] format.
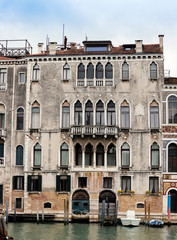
[96, 100, 104, 125]
[121, 176, 131, 192]
[107, 143, 116, 166]
[74, 100, 82, 126]
[151, 142, 159, 169]
[16, 145, 23, 166]
[87, 63, 94, 79]
[78, 177, 87, 188]
[75, 143, 82, 166]
[96, 143, 104, 166]
[107, 101, 116, 126]
[27, 175, 42, 192]
[96, 63, 103, 79]
[149, 177, 159, 193]
[0, 104, 5, 129]
[31, 102, 40, 129]
[150, 101, 159, 129]
[168, 143, 177, 172]
[62, 101, 70, 128]
[168, 96, 177, 124]
[85, 143, 93, 166]
[121, 101, 130, 129]
[0, 68, 7, 90]
[150, 62, 157, 79]
[78, 63, 85, 79]
[33, 143, 41, 167]
[17, 107, 24, 130]
[60, 143, 69, 167]
[13, 176, 24, 190]
[105, 63, 113, 79]
[103, 177, 112, 188]
[0, 185, 3, 204]
[32, 63, 40, 80]
[122, 62, 129, 80]
[85, 100, 93, 125]
[121, 143, 130, 169]
[56, 175, 71, 192]
[63, 63, 70, 80]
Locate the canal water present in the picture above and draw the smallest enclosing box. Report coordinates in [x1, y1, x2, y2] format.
[7, 223, 177, 240]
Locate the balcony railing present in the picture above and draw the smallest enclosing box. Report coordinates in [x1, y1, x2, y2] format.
[77, 79, 113, 87]
[71, 125, 118, 137]
[0, 129, 6, 137]
[0, 83, 6, 91]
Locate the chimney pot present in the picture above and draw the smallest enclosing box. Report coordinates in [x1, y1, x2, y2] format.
[135, 40, 143, 53]
[38, 43, 44, 54]
[49, 42, 57, 55]
[158, 34, 164, 50]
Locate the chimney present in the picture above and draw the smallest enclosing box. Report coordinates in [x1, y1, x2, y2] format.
[135, 40, 143, 53]
[158, 34, 164, 50]
[70, 42, 76, 49]
[49, 42, 57, 55]
[38, 43, 44, 53]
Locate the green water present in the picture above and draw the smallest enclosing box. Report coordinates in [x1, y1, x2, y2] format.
[7, 223, 177, 240]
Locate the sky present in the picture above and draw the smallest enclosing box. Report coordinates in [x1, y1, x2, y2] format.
[0, 0, 177, 76]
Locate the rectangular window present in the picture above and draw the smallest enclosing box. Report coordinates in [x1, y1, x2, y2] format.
[0, 142, 4, 159]
[103, 177, 112, 188]
[78, 177, 87, 188]
[0, 185, 3, 204]
[121, 107, 130, 128]
[31, 107, 40, 129]
[150, 106, 159, 129]
[0, 69, 7, 90]
[149, 177, 159, 193]
[62, 106, 70, 128]
[13, 176, 24, 190]
[121, 176, 131, 192]
[0, 113, 5, 128]
[27, 175, 42, 192]
[16, 198, 22, 209]
[56, 175, 70, 192]
[19, 73, 25, 84]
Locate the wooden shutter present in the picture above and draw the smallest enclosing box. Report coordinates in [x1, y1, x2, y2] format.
[27, 175, 31, 191]
[13, 176, 16, 190]
[38, 175, 42, 192]
[67, 176, 71, 192]
[56, 175, 60, 192]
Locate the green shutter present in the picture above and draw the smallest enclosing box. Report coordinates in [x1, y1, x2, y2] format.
[38, 175, 42, 192]
[27, 175, 31, 191]
[13, 176, 16, 190]
[22, 176, 24, 190]
[56, 175, 60, 192]
[67, 176, 71, 192]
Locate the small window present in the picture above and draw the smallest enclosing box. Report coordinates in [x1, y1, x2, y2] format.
[85, 143, 93, 166]
[107, 101, 116, 126]
[105, 63, 113, 79]
[122, 62, 129, 80]
[96, 143, 104, 166]
[0, 104, 5, 129]
[44, 202, 51, 208]
[33, 63, 40, 80]
[103, 177, 112, 188]
[19, 73, 25, 84]
[27, 175, 42, 192]
[87, 63, 94, 79]
[74, 101, 82, 126]
[60, 143, 69, 166]
[0, 184, 3, 204]
[149, 177, 159, 193]
[17, 108, 24, 130]
[0, 139, 4, 160]
[63, 63, 70, 80]
[16, 145, 23, 165]
[121, 176, 131, 192]
[75, 143, 82, 166]
[56, 175, 71, 192]
[13, 176, 24, 190]
[121, 101, 130, 129]
[85, 100, 93, 125]
[150, 101, 159, 129]
[96, 63, 103, 79]
[150, 62, 157, 79]
[31, 102, 40, 129]
[16, 198, 22, 209]
[0, 69, 7, 90]
[121, 143, 130, 168]
[96, 100, 104, 125]
[107, 144, 116, 166]
[137, 203, 144, 208]
[78, 63, 85, 79]
[62, 101, 70, 128]
[34, 143, 42, 167]
[78, 177, 87, 188]
[151, 142, 159, 169]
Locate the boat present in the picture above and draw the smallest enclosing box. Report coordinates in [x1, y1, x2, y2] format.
[148, 219, 164, 228]
[120, 210, 141, 227]
[0, 216, 13, 239]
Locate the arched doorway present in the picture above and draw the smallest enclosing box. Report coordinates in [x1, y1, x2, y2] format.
[169, 189, 177, 213]
[99, 190, 116, 218]
[72, 190, 90, 215]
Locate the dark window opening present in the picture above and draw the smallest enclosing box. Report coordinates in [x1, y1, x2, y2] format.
[16, 198, 22, 209]
[103, 177, 112, 188]
[149, 177, 159, 193]
[78, 177, 87, 188]
[56, 175, 71, 192]
[121, 176, 131, 192]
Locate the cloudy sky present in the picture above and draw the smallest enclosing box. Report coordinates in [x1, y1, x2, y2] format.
[0, 0, 177, 76]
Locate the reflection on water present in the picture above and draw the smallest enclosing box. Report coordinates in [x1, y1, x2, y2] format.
[7, 223, 177, 240]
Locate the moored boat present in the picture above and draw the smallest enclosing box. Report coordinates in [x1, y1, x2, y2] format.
[121, 210, 141, 227]
[148, 219, 164, 228]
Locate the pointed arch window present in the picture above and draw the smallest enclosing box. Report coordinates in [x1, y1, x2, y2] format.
[78, 63, 85, 79]
[150, 101, 159, 129]
[107, 101, 116, 126]
[168, 96, 177, 124]
[151, 142, 159, 168]
[0, 104, 5, 129]
[16, 145, 23, 165]
[150, 62, 157, 79]
[105, 63, 113, 79]
[33, 63, 40, 80]
[96, 100, 104, 125]
[75, 143, 82, 166]
[121, 101, 130, 129]
[62, 101, 70, 128]
[60, 143, 69, 166]
[122, 62, 129, 80]
[96, 143, 104, 166]
[34, 143, 41, 167]
[63, 63, 70, 80]
[168, 143, 177, 172]
[107, 143, 116, 166]
[85, 100, 93, 125]
[17, 108, 24, 130]
[87, 63, 94, 79]
[85, 143, 93, 166]
[31, 102, 40, 129]
[74, 101, 82, 126]
[96, 63, 103, 79]
[121, 143, 130, 168]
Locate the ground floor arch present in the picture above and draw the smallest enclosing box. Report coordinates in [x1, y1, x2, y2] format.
[99, 190, 117, 219]
[72, 190, 90, 215]
[169, 189, 177, 213]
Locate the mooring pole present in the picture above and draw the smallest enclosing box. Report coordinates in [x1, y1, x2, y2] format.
[42, 203, 44, 223]
[14, 199, 16, 223]
[168, 194, 171, 224]
[37, 200, 39, 224]
[144, 200, 147, 224]
[148, 203, 150, 223]
[6, 200, 8, 224]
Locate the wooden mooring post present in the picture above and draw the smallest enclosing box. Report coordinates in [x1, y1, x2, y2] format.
[64, 199, 69, 225]
[42, 203, 44, 223]
[148, 203, 150, 223]
[36, 200, 39, 224]
[6, 200, 8, 225]
[14, 200, 16, 223]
